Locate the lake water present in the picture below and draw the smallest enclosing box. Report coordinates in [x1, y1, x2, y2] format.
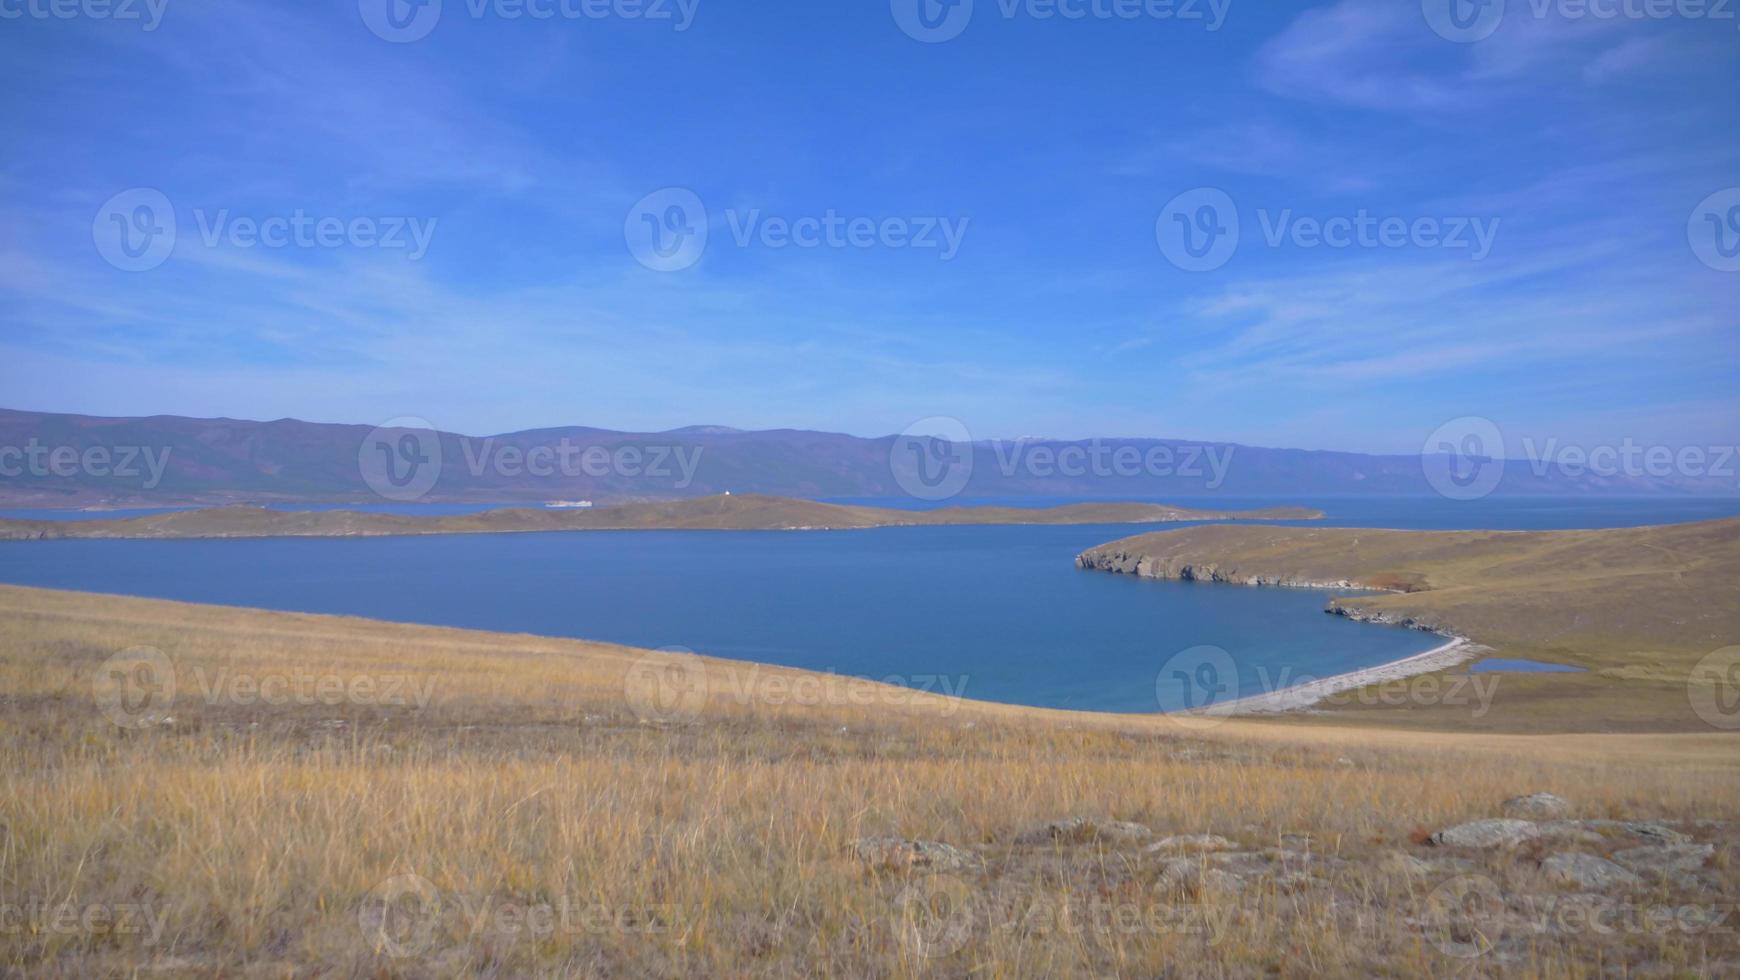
[1, 497, 1734, 713]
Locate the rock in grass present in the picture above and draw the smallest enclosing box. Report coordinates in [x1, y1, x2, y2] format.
[849, 837, 978, 873]
[1612, 843, 1714, 877]
[1536, 821, 1605, 845]
[1156, 859, 1246, 896]
[1621, 822, 1692, 846]
[1502, 793, 1571, 820]
[1428, 818, 1540, 848]
[1144, 834, 1237, 854]
[1014, 817, 1151, 846]
[1541, 852, 1642, 890]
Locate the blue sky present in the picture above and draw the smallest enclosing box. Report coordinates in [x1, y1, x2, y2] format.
[1, 0, 1736, 453]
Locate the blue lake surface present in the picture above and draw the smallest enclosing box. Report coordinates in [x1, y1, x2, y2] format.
[0, 497, 1734, 712]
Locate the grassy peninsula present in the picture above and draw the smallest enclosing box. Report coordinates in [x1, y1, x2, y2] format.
[0, 493, 1323, 541]
[1078, 518, 1740, 731]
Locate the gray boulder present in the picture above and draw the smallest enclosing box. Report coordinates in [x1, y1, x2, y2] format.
[849, 837, 978, 873]
[1155, 859, 1246, 896]
[1144, 834, 1237, 854]
[1612, 843, 1715, 877]
[1541, 852, 1642, 890]
[1502, 793, 1571, 820]
[1428, 818, 1540, 848]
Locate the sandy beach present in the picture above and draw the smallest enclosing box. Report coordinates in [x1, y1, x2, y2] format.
[1204, 636, 1483, 715]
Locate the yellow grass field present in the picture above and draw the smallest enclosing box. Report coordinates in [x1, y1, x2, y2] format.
[3, 583, 1738, 977]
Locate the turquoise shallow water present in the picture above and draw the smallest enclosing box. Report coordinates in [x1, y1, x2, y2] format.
[0, 497, 1731, 712]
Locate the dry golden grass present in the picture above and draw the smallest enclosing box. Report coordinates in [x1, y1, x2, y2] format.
[3, 584, 1738, 977]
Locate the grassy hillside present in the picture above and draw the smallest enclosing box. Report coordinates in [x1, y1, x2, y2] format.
[3, 584, 1738, 976]
[0, 493, 1323, 540]
[1079, 518, 1740, 730]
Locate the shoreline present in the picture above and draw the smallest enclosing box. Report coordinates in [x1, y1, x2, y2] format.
[1202, 636, 1483, 716]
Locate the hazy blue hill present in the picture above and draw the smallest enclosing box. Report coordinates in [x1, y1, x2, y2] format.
[1, 407, 1733, 506]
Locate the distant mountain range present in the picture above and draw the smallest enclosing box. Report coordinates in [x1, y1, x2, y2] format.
[0, 407, 1733, 507]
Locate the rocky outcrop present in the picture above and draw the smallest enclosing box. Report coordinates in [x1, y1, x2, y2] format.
[848, 837, 979, 873]
[1144, 834, 1238, 854]
[1612, 843, 1714, 877]
[1503, 793, 1572, 820]
[1428, 818, 1542, 848]
[1541, 852, 1642, 890]
[1074, 550, 1359, 590]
